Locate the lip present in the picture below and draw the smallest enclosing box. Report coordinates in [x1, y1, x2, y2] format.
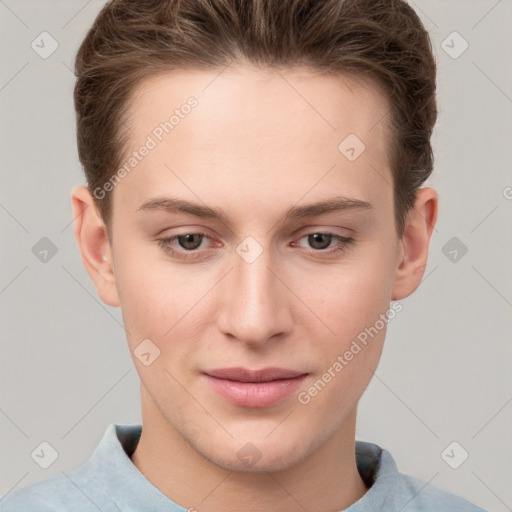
[203, 367, 308, 408]
[205, 367, 306, 382]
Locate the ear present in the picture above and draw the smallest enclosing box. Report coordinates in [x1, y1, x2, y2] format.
[70, 185, 120, 307]
[392, 187, 438, 300]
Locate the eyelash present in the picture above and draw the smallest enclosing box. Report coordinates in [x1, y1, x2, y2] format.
[156, 231, 354, 260]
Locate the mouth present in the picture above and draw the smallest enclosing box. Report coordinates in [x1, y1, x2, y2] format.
[202, 367, 309, 408]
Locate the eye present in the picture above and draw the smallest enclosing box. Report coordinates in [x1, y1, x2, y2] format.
[294, 232, 354, 255]
[156, 232, 212, 260]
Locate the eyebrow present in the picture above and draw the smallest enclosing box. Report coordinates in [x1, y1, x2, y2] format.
[137, 195, 372, 226]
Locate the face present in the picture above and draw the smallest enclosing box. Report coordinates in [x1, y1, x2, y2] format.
[93, 65, 408, 472]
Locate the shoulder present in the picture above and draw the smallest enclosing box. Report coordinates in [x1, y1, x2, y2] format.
[0, 463, 111, 512]
[1, 423, 143, 512]
[354, 442, 488, 512]
[391, 470, 487, 511]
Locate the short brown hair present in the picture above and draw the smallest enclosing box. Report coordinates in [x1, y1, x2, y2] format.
[74, 0, 437, 237]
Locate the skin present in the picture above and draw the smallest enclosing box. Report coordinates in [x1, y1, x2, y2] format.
[71, 64, 437, 512]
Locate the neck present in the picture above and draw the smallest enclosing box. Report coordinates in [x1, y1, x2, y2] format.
[130, 387, 368, 512]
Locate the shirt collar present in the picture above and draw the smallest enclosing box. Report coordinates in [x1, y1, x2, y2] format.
[90, 423, 396, 511]
[90, 423, 186, 511]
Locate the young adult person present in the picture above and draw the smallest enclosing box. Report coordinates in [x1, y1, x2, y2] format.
[1, 1, 486, 510]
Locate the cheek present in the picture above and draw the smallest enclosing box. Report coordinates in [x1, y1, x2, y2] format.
[308, 258, 396, 341]
[113, 247, 188, 343]
[298, 269, 394, 413]
[298, 253, 397, 402]
[114, 257, 208, 391]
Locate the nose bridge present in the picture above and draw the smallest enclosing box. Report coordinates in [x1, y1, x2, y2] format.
[236, 239, 274, 301]
[217, 236, 290, 344]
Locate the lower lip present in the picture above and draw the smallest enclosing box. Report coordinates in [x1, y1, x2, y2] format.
[204, 374, 308, 408]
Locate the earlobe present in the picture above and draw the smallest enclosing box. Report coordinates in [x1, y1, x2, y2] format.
[70, 185, 121, 307]
[391, 187, 438, 300]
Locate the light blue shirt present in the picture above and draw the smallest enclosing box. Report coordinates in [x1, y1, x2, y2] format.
[1, 423, 486, 511]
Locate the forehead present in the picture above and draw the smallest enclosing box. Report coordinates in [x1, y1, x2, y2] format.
[116, 65, 393, 217]
[126, 64, 390, 147]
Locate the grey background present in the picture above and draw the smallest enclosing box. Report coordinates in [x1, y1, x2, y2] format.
[1, 1, 511, 510]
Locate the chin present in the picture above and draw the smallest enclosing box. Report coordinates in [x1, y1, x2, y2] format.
[210, 447, 309, 474]
[196, 431, 316, 474]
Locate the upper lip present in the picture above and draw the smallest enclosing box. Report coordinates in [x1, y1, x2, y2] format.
[205, 367, 308, 383]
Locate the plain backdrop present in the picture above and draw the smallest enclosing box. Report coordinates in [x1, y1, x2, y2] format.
[1, 1, 511, 511]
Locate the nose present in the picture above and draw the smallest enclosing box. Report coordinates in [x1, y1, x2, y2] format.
[216, 239, 294, 348]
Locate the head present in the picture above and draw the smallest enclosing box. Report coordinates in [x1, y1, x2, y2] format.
[71, 0, 438, 473]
